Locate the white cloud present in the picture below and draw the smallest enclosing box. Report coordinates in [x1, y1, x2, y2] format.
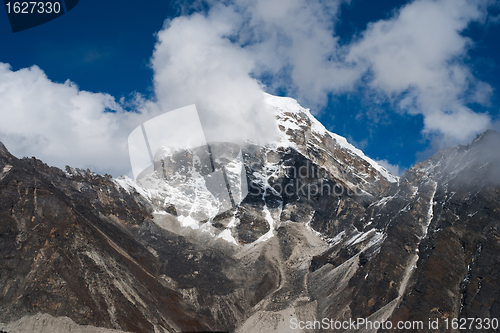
[0, 63, 143, 176]
[150, 7, 278, 145]
[234, 0, 359, 108]
[347, 0, 493, 144]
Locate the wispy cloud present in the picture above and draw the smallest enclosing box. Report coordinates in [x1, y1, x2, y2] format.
[347, 0, 493, 144]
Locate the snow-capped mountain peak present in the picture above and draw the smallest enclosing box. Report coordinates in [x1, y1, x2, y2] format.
[116, 94, 398, 246]
[266, 93, 398, 184]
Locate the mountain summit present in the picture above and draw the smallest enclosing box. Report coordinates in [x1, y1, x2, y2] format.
[1, 96, 499, 333]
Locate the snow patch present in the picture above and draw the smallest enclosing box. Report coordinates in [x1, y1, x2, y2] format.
[217, 229, 238, 245]
[114, 176, 151, 199]
[0, 164, 12, 180]
[177, 215, 200, 230]
[254, 203, 275, 244]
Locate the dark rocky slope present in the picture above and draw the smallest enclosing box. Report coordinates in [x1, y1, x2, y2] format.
[0, 142, 214, 332]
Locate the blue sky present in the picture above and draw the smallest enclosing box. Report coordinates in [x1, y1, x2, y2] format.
[1, 0, 499, 176]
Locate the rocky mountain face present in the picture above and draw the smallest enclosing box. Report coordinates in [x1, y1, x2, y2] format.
[1, 96, 499, 333]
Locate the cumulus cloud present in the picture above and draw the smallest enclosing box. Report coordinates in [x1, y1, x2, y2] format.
[150, 7, 278, 144]
[0, 63, 144, 176]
